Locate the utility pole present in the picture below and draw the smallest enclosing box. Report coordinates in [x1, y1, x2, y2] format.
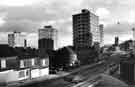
[115, 21, 120, 52]
[132, 28, 135, 54]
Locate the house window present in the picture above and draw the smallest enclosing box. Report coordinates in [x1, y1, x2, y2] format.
[42, 59, 45, 66]
[20, 60, 24, 68]
[1, 59, 6, 68]
[19, 71, 25, 78]
[31, 59, 35, 66]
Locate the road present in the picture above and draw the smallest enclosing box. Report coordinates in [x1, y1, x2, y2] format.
[19, 61, 108, 87]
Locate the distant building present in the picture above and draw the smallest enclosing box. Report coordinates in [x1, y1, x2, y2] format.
[99, 24, 104, 47]
[114, 36, 120, 51]
[119, 40, 133, 51]
[38, 26, 57, 57]
[8, 31, 26, 47]
[73, 9, 100, 49]
[115, 36, 119, 46]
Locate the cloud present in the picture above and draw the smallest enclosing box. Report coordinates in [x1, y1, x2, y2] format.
[0, 0, 134, 47]
[0, 1, 75, 48]
[96, 7, 111, 26]
[26, 33, 38, 48]
[0, 0, 44, 6]
[0, 12, 7, 26]
[0, 20, 41, 32]
[103, 22, 135, 45]
[58, 34, 72, 48]
[96, 8, 110, 18]
[0, 32, 8, 44]
[0, 17, 6, 26]
[105, 23, 132, 35]
[127, 10, 135, 24]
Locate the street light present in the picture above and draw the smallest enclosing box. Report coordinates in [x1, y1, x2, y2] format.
[132, 28, 135, 54]
[114, 21, 120, 52]
[132, 28, 135, 41]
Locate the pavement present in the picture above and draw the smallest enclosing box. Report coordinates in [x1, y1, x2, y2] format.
[93, 74, 128, 87]
[7, 75, 59, 87]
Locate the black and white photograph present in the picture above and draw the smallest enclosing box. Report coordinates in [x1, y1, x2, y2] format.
[0, 0, 134, 87]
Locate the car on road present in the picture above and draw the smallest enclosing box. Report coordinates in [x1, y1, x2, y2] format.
[63, 75, 83, 84]
[63, 75, 74, 82]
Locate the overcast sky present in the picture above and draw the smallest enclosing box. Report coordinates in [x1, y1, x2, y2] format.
[0, 0, 134, 48]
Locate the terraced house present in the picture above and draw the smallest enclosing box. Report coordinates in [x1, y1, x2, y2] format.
[0, 54, 49, 83]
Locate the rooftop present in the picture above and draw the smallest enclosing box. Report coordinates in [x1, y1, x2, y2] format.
[72, 9, 90, 16]
[18, 54, 39, 59]
[44, 25, 52, 28]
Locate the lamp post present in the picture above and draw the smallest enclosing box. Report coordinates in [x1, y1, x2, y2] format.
[132, 28, 135, 41]
[132, 28, 135, 54]
[115, 21, 120, 52]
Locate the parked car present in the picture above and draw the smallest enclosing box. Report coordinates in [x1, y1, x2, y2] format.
[64, 75, 83, 84]
[63, 75, 74, 82]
